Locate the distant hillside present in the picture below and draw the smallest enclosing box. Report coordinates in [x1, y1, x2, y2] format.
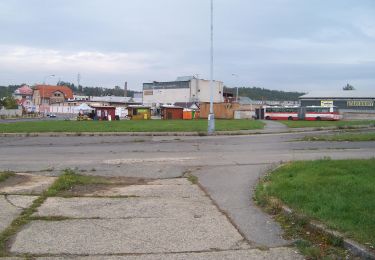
[225, 87, 305, 101]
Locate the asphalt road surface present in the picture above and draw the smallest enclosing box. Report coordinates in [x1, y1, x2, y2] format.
[0, 127, 374, 258]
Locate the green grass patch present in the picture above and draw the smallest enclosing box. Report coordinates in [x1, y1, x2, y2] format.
[45, 169, 114, 197]
[0, 171, 15, 183]
[281, 120, 375, 128]
[302, 132, 375, 142]
[187, 174, 198, 184]
[0, 119, 264, 133]
[255, 159, 375, 247]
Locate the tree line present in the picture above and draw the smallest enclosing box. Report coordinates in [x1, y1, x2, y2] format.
[224, 86, 305, 101]
[2, 84, 304, 102]
[0, 82, 140, 100]
[0, 85, 22, 99]
[57, 81, 139, 97]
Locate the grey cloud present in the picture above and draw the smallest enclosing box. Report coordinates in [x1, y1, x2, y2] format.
[0, 0, 374, 91]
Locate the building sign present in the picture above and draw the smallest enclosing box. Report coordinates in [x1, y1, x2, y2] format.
[321, 100, 333, 107]
[144, 90, 153, 96]
[137, 109, 148, 113]
[347, 100, 374, 107]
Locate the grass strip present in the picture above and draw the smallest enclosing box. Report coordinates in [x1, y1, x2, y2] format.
[280, 120, 375, 128]
[0, 169, 109, 256]
[0, 171, 15, 183]
[0, 119, 264, 133]
[277, 213, 347, 259]
[302, 132, 375, 142]
[255, 159, 375, 247]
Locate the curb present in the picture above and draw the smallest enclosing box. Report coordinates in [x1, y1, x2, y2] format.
[0, 126, 373, 137]
[281, 205, 375, 259]
[0, 131, 259, 137]
[0, 130, 313, 137]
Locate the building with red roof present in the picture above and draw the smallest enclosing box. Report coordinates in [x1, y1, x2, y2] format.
[32, 85, 74, 113]
[14, 85, 33, 97]
[12, 85, 36, 112]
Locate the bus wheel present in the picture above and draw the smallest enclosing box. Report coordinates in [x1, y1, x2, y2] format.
[288, 116, 293, 120]
[316, 117, 321, 121]
[265, 116, 271, 120]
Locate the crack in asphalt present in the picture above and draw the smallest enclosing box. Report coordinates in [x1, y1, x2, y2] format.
[3, 195, 26, 209]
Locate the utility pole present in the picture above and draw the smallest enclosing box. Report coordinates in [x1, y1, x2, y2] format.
[232, 74, 239, 102]
[208, 0, 215, 134]
[124, 81, 128, 97]
[77, 73, 81, 93]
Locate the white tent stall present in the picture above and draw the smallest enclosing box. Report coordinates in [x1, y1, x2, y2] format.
[73, 103, 93, 114]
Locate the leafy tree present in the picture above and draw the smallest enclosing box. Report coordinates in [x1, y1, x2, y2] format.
[57, 81, 78, 92]
[0, 96, 18, 109]
[0, 85, 22, 99]
[0, 86, 10, 99]
[343, 83, 355, 90]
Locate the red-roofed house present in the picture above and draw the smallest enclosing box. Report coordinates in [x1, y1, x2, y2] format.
[13, 85, 36, 112]
[32, 85, 74, 113]
[14, 85, 33, 97]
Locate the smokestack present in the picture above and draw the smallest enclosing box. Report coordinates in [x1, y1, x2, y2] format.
[124, 81, 128, 97]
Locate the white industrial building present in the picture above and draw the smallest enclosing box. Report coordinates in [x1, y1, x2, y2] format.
[142, 76, 224, 107]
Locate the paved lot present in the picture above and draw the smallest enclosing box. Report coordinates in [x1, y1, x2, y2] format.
[2, 177, 302, 259]
[0, 123, 374, 259]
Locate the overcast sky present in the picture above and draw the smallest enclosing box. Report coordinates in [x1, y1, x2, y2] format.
[0, 0, 374, 92]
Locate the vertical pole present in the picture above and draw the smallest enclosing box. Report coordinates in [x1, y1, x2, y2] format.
[42, 87, 44, 116]
[232, 74, 239, 102]
[208, 0, 215, 134]
[124, 81, 128, 97]
[77, 73, 81, 93]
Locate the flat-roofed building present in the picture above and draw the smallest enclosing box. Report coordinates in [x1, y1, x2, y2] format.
[143, 76, 224, 107]
[299, 90, 375, 119]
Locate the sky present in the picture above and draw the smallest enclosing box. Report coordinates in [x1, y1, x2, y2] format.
[0, 0, 374, 92]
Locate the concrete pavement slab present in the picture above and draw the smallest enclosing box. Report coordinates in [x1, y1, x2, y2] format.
[195, 165, 291, 248]
[6, 195, 36, 209]
[0, 196, 20, 233]
[36, 248, 303, 259]
[0, 195, 36, 233]
[0, 173, 56, 195]
[147, 178, 190, 185]
[34, 197, 216, 219]
[82, 183, 206, 199]
[10, 217, 246, 255]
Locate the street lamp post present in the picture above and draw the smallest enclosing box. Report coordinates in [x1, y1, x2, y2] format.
[232, 74, 239, 102]
[42, 74, 55, 115]
[208, 0, 215, 134]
